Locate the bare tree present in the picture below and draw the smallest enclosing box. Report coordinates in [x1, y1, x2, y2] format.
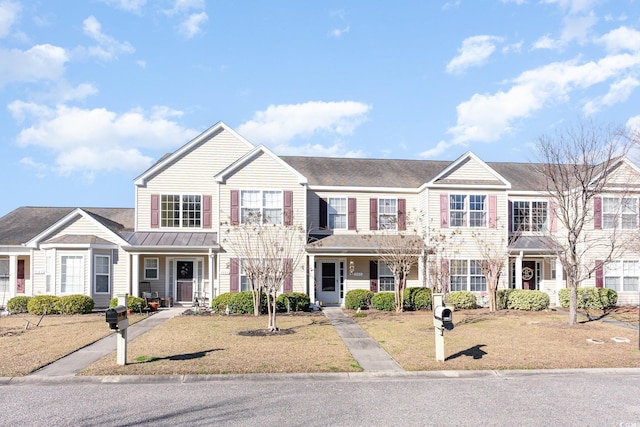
[533, 121, 633, 326]
[223, 214, 306, 331]
[426, 226, 463, 296]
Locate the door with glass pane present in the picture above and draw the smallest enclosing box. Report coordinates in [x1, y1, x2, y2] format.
[316, 260, 343, 306]
[176, 260, 194, 302]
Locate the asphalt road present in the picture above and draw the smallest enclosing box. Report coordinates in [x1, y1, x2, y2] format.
[2, 370, 639, 426]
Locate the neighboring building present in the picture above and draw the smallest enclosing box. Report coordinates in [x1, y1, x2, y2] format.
[0, 122, 638, 308]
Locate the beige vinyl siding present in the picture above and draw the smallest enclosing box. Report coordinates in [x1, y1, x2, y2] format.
[437, 158, 502, 183]
[343, 257, 420, 293]
[50, 216, 120, 243]
[110, 248, 129, 301]
[137, 129, 253, 231]
[217, 253, 307, 294]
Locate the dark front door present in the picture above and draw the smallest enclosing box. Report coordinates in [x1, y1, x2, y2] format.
[176, 261, 193, 302]
[522, 261, 536, 290]
[17, 259, 25, 293]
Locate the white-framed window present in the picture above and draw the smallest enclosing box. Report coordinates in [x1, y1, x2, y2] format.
[240, 258, 256, 292]
[0, 259, 9, 294]
[61, 255, 84, 294]
[161, 194, 202, 228]
[45, 254, 53, 293]
[603, 197, 638, 229]
[94, 255, 110, 294]
[328, 197, 347, 230]
[144, 258, 159, 280]
[512, 201, 548, 232]
[605, 260, 639, 292]
[450, 259, 487, 292]
[241, 190, 283, 225]
[378, 261, 394, 292]
[379, 198, 397, 230]
[450, 195, 486, 227]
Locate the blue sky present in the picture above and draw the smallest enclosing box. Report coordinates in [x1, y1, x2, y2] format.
[1, 0, 640, 217]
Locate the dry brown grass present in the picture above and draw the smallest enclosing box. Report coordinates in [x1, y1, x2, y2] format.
[353, 308, 640, 371]
[0, 313, 147, 377]
[81, 312, 361, 376]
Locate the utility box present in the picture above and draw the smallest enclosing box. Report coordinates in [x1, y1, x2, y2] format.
[106, 305, 128, 330]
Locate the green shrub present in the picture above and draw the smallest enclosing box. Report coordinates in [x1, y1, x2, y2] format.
[7, 296, 31, 313]
[27, 295, 61, 315]
[446, 291, 477, 309]
[277, 292, 310, 312]
[558, 287, 618, 309]
[58, 295, 95, 314]
[507, 290, 550, 311]
[109, 296, 146, 311]
[212, 292, 234, 312]
[345, 289, 374, 310]
[404, 287, 432, 310]
[371, 292, 396, 311]
[497, 289, 514, 310]
[230, 291, 261, 314]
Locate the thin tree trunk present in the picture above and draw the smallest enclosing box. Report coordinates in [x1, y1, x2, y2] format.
[569, 285, 577, 326]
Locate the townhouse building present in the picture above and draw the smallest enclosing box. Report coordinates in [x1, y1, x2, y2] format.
[0, 121, 638, 308]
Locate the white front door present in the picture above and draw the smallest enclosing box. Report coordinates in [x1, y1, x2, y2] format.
[316, 260, 343, 306]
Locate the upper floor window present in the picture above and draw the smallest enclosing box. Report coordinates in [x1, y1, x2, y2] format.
[161, 194, 201, 228]
[603, 197, 638, 229]
[605, 260, 639, 292]
[512, 201, 548, 232]
[328, 197, 347, 230]
[379, 198, 397, 230]
[241, 190, 283, 225]
[450, 195, 486, 227]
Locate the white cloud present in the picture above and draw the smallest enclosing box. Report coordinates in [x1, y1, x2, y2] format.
[237, 101, 372, 147]
[9, 102, 198, 174]
[532, 34, 558, 50]
[447, 53, 640, 145]
[136, 59, 146, 68]
[164, 0, 205, 16]
[627, 114, 640, 135]
[597, 26, 640, 53]
[328, 26, 350, 38]
[583, 76, 640, 115]
[179, 12, 207, 38]
[0, 0, 20, 38]
[419, 140, 454, 159]
[82, 16, 134, 60]
[100, 0, 147, 13]
[559, 11, 597, 45]
[0, 44, 68, 87]
[541, 0, 598, 14]
[446, 35, 503, 74]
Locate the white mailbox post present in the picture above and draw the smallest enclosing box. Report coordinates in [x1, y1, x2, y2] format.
[105, 293, 129, 366]
[432, 293, 453, 362]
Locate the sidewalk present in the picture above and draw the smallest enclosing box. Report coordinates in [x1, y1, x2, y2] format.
[322, 307, 404, 372]
[29, 307, 186, 377]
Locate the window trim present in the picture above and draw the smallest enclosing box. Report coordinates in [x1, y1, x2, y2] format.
[378, 261, 395, 292]
[378, 198, 398, 231]
[327, 197, 347, 230]
[240, 189, 284, 225]
[604, 260, 639, 292]
[512, 200, 549, 233]
[449, 194, 487, 228]
[160, 194, 203, 228]
[144, 257, 159, 280]
[61, 255, 84, 294]
[450, 259, 487, 292]
[602, 197, 638, 230]
[94, 254, 111, 294]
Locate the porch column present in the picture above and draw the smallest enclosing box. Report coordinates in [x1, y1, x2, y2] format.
[555, 257, 563, 306]
[208, 250, 215, 298]
[9, 255, 17, 298]
[131, 254, 140, 298]
[515, 252, 523, 290]
[308, 255, 315, 305]
[418, 251, 425, 287]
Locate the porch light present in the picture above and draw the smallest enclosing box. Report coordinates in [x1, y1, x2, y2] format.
[349, 260, 355, 275]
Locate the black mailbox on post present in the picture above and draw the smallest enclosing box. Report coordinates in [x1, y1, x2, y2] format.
[434, 306, 454, 330]
[106, 305, 128, 330]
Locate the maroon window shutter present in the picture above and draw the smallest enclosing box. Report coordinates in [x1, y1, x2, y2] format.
[508, 200, 513, 232]
[319, 198, 328, 229]
[369, 261, 378, 292]
[440, 194, 449, 228]
[203, 195, 212, 229]
[284, 191, 293, 225]
[488, 195, 497, 228]
[230, 190, 239, 225]
[595, 260, 603, 288]
[348, 198, 357, 230]
[594, 197, 602, 230]
[151, 194, 160, 228]
[550, 202, 557, 232]
[398, 198, 406, 231]
[369, 198, 378, 230]
[230, 258, 239, 292]
[284, 258, 293, 293]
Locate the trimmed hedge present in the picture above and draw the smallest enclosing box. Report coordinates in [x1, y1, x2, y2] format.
[446, 291, 477, 309]
[7, 296, 31, 314]
[212, 292, 234, 312]
[404, 287, 432, 310]
[497, 289, 514, 310]
[109, 296, 146, 311]
[558, 287, 618, 309]
[345, 289, 374, 310]
[58, 295, 95, 314]
[277, 292, 310, 312]
[371, 292, 395, 311]
[27, 295, 61, 315]
[507, 290, 550, 311]
[212, 291, 267, 314]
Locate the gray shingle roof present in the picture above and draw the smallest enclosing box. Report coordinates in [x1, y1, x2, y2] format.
[0, 207, 134, 245]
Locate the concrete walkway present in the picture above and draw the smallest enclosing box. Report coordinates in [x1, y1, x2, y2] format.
[29, 307, 186, 377]
[322, 307, 404, 372]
